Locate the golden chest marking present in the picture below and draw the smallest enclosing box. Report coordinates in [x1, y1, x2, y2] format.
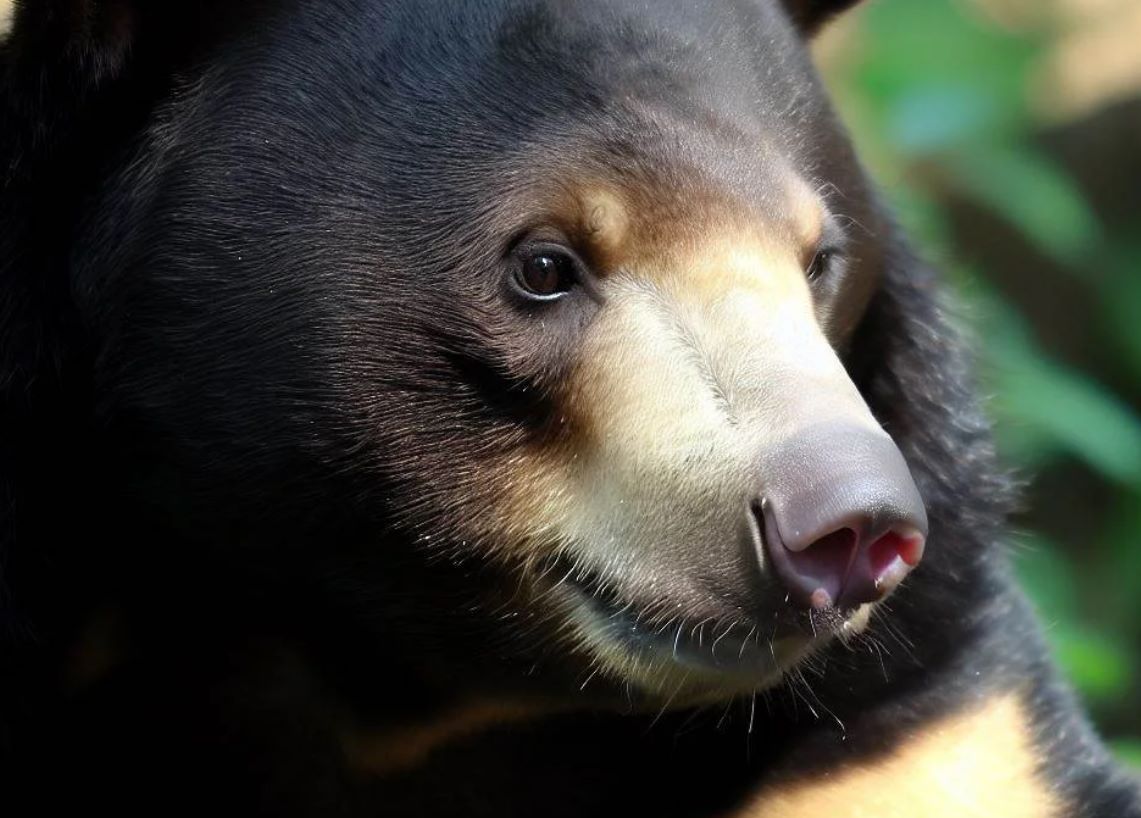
[733, 694, 1062, 818]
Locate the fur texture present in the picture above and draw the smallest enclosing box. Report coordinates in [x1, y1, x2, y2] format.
[1, 1, 1138, 816]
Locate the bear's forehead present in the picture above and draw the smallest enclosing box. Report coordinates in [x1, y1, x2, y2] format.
[228, 0, 819, 158]
[131, 0, 839, 271]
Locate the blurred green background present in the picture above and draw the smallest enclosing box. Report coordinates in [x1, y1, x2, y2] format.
[817, 0, 1140, 766]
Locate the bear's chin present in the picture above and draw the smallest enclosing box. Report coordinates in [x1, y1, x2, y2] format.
[540, 567, 878, 708]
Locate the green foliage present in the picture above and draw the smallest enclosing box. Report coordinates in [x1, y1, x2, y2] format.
[946, 147, 1102, 268]
[822, 0, 1141, 765]
[1115, 740, 1141, 770]
[972, 283, 1141, 483]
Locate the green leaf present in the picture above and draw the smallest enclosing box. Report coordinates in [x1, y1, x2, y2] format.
[888, 85, 1004, 154]
[993, 353, 1141, 487]
[1013, 533, 1080, 623]
[855, 0, 1037, 107]
[1048, 625, 1134, 703]
[945, 147, 1101, 268]
[965, 281, 1141, 486]
[967, 280, 1141, 486]
[1099, 240, 1141, 379]
[1110, 739, 1141, 770]
[1095, 493, 1141, 630]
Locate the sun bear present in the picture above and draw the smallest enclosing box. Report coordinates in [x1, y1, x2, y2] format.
[1, 0, 1138, 816]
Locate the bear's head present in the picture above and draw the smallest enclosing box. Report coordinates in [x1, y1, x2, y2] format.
[2, 0, 1002, 715]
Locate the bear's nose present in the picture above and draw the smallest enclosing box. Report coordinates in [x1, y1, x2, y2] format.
[753, 425, 928, 611]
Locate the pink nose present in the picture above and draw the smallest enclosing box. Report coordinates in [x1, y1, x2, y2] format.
[754, 425, 929, 610]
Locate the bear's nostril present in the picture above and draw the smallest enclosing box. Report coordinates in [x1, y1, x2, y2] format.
[783, 527, 858, 609]
[854, 528, 926, 602]
[867, 529, 925, 575]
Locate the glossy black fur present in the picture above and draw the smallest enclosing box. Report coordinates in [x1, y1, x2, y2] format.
[1, 0, 1139, 816]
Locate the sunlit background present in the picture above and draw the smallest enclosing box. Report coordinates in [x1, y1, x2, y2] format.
[817, 0, 1141, 766]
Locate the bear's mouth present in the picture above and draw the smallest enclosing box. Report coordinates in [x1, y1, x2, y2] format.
[543, 554, 869, 693]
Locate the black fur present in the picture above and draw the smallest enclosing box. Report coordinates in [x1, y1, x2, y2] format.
[783, 0, 863, 33]
[1, 0, 1139, 816]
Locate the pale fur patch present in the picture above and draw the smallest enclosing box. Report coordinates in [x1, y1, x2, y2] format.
[732, 693, 1062, 818]
[0, 0, 13, 40]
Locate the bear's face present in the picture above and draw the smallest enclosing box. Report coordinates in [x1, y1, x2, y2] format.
[76, 0, 924, 705]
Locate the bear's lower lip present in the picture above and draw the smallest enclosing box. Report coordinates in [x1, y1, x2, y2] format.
[547, 557, 858, 680]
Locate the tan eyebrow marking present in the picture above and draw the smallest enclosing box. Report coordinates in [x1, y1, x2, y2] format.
[786, 176, 827, 253]
[559, 165, 827, 275]
[568, 187, 631, 272]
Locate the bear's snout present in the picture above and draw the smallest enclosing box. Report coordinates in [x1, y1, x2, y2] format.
[752, 424, 928, 611]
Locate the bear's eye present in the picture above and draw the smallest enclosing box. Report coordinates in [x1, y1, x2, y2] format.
[806, 248, 837, 282]
[512, 245, 579, 301]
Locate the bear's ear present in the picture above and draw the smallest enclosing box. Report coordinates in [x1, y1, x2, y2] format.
[782, 0, 865, 36]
